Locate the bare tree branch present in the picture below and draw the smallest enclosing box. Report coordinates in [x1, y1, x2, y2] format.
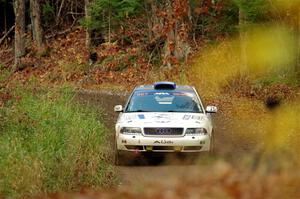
[56, 0, 65, 24]
[0, 25, 15, 45]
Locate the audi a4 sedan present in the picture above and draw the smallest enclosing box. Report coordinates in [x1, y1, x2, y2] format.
[114, 81, 217, 165]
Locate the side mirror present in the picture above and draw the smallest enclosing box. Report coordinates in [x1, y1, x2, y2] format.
[206, 105, 217, 113]
[114, 105, 123, 112]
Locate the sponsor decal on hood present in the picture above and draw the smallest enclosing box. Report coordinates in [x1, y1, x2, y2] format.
[183, 114, 205, 121]
[138, 114, 145, 119]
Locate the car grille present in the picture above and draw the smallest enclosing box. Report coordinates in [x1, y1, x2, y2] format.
[144, 128, 184, 136]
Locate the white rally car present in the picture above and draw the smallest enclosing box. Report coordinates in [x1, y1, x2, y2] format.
[114, 82, 217, 165]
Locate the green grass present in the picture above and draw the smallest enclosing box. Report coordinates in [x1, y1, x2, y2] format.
[254, 71, 299, 86]
[0, 67, 10, 83]
[0, 87, 116, 198]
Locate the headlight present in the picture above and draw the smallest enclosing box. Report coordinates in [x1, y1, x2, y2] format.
[185, 128, 207, 135]
[120, 127, 142, 135]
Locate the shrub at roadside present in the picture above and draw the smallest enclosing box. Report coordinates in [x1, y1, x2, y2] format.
[0, 88, 116, 198]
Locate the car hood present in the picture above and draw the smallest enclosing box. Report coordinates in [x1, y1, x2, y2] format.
[118, 112, 208, 127]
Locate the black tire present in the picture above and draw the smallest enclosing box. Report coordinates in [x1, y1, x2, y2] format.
[114, 141, 121, 166]
[114, 150, 120, 166]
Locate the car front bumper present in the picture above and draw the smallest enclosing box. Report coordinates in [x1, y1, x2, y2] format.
[116, 134, 211, 152]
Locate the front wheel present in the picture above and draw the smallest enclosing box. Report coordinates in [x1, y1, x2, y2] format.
[114, 141, 121, 166]
[114, 150, 120, 166]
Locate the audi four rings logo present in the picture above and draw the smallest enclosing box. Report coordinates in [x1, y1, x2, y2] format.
[156, 128, 171, 134]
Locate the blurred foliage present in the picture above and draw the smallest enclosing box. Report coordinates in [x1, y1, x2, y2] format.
[274, 0, 300, 9]
[245, 26, 297, 76]
[190, 24, 299, 96]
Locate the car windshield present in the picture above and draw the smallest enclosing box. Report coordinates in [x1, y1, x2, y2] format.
[126, 91, 202, 113]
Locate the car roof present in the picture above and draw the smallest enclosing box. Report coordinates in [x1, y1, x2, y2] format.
[134, 84, 195, 92]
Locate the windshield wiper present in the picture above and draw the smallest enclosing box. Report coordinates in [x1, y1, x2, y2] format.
[167, 110, 201, 113]
[128, 110, 149, 112]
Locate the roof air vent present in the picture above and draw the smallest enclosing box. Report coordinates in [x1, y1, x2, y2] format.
[154, 81, 176, 90]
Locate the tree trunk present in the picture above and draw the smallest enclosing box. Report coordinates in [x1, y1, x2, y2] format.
[85, 0, 91, 50]
[108, 5, 111, 43]
[147, 1, 157, 41]
[239, 9, 248, 73]
[56, 0, 65, 25]
[13, 0, 26, 71]
[163, 0, 175, 67]
[30, 0, 43, 52]
[163, 0, 190, 67]
[4, 0, 7, 39]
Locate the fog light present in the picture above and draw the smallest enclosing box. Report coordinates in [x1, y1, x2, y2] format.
[186, 128, 208, 135]
[120, 127, 142, 135]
